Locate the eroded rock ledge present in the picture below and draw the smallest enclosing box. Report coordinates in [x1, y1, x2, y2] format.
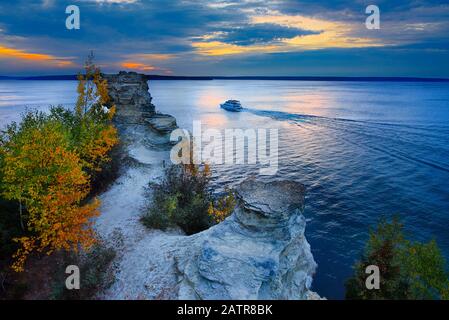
[104, 71, 155, 124]
[174, 178, 320, 300]
[104, 71, 178, 145]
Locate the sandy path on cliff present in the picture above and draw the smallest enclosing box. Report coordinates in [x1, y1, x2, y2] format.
[94, 127, 185, 299]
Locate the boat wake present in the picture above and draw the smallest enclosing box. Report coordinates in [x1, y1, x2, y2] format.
[244, 108, 449, 174]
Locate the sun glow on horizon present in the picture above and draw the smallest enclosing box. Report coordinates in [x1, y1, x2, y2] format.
[120, 61, 157, 71]
[0, 44, 74, 67]
[119, 61, 173, 74]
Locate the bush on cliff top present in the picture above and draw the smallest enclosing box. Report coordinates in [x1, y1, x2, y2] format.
[49, 240, 116, 300]
[142, 161, 236, 235]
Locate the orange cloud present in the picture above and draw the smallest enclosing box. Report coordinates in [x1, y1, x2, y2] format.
[251, 12, 384, 50]
[192, 11, 387, 56]
[192, 41, 279, 56]
[120, 61, 157, 71]
[283, 31, 384, 50]
[0, 44, 74, 67]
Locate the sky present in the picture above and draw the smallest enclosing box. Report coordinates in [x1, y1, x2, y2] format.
[0, 0, 449, 77]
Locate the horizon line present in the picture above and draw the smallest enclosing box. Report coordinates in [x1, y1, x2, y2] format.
[1, 74, 449, 82]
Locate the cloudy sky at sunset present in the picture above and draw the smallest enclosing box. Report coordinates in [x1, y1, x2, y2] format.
[0, 0, 448, 76]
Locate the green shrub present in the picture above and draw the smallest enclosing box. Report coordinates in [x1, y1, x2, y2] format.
[345, 216, 449, 300]
[142, 164, 235, 235]
[88, 141, 123, 197]
[50, 241, 116, 300]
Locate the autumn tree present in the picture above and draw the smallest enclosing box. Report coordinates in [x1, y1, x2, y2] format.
[73, 52, 118, 174]
[1, 118, 99, 271]
[0, 54, 118, 271]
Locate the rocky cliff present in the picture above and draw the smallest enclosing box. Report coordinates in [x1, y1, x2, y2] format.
[103, 71, 155, 124]
[175, 178, 320, 300]
[104, 71, 178, 146]
[97, 72, 320, 300]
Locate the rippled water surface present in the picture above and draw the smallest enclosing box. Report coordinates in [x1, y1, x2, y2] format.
[1, 79, 449, 299]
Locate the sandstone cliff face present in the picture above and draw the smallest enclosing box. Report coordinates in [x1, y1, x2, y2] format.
[104, 71, 155, 125]
[174, 179, 320, 300]
[104, 71, 178, 146]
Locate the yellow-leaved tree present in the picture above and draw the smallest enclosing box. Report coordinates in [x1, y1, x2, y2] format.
[74, 52, 118, 174]
[0, 53, 118, 271]
[2, 120, 99, 271]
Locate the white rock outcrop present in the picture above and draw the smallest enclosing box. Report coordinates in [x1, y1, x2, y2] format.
[174, 178, 319, 300]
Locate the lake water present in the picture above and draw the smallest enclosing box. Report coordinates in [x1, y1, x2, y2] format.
[1, 79, 449, 299]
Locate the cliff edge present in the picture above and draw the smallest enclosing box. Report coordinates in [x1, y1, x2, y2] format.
[96, 71, 320, 300]
[175, 178, 320, 300]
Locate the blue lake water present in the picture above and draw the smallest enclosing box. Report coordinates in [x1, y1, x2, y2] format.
[1, 79, 449, 299]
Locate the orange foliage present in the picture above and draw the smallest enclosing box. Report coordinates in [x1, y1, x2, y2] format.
[0, 53, 118, 271]
[74, 52, 119, 173]
[2, 122, 99, 272]
[208, 189, 236, 223]
[78, 124, 118, 173]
